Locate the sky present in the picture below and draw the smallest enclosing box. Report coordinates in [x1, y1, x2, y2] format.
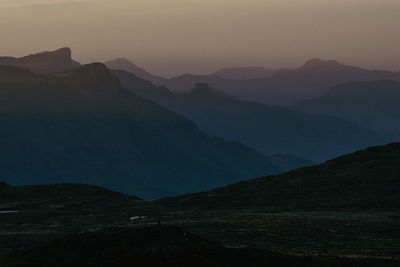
[0, 0, 399, 77]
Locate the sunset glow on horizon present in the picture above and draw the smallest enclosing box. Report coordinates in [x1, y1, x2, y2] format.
[1, 0, 400, 76]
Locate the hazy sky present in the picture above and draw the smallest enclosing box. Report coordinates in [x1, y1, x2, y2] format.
[1, 0, 399, 77]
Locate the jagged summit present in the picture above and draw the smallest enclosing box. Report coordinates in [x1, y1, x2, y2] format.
[24, 47, 73, 59]
[0, 47, 81, 73]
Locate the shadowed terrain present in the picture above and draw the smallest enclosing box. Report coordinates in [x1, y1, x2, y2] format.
[0, 64, 295, 199]
[3, 226, 398, 267]
[293, 80, 400, 135]
[0, 143, 399, 265]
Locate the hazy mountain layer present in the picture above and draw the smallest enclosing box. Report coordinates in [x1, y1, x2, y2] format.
[109, 58, 397, 105]
[292, 80, 400, 135]
[0, 64, 288, 199]
[113, 70, 387, 162]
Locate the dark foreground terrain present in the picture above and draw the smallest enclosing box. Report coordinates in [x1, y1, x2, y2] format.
[2, 226, 398, 267]
[1, 143, 400, 266]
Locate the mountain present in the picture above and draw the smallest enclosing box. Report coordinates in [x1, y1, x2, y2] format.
[292, 80, 400, 134]
[154, 143, 400, 259]
[106, 56, 397, 105]
[105, 57, 167, 85]
[0, 64, 288, 199]
[160, 59, 398, 105]
[113, 70, 387, 162]
[160, 143, 400, 212]
[3, 144, 399, 263]
[0, 47, 81, 74]
[213, 66, 289, 80]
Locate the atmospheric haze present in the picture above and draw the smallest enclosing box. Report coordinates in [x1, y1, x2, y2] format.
[1, 0, 400, 77]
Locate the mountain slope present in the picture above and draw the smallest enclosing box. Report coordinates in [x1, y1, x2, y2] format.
[161, 59, 398, 105]
[0, 64, 285, 199]
[0, 47, 81, 74]
[113, 70, 387, 162]
[159, 143, 400, 212]
[213, 66, 283, 80]
[105, 58, 167, 85]
[292, 80, 400, 134]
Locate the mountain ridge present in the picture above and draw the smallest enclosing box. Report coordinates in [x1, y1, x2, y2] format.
[292, 80, 400, 134]
[113, 70, 388, 162]
[0, 47, 81, 74]
[0, 64, 295, 199]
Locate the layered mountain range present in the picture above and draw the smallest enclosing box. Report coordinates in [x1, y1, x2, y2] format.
[106, 57, 398, 105]
[113, 70, 388, 161]
[292, 80, 400, 135]
[0, 63, 303, 199]
[1, 47, 399, 197]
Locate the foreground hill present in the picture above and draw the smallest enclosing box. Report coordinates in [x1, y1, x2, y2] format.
[160, 143, 400, 211]
[1, 144, 400, 261]
[0, 64, 287, 199]
[0, 47, 80, 74]
[113, 70, 386, 161]
[292, 80, 400, 135]
[4, 225, 396, 267]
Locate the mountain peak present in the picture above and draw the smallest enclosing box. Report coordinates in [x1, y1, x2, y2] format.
[112, 57, 133, 63]
[42, 47, 72, 57]
[20, 47, 75, 63]
[0, 47, 81, 74]
[105, 58, 167, 86]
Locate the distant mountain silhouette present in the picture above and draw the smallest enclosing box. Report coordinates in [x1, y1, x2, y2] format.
[293, 80, 400, 134]
[113, 70, 388, 162]
[0, 64, 296, 199]
[160, 142, 400, 212]
[105, 57, 167, 85]
[213, 66, 291, 80]
[158, 59, 398, 105]
[0, 47, 80, 74]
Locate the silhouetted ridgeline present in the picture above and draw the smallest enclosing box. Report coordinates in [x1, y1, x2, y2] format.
[107, 57, 398, 105]
[113, 70, 388, 162]
[293, 80, 400, 135]
[1, 144, 400, 265]
[0, 63, 300, 199]
[159, 143, 400, 211]
[0, 47, 80, 74]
